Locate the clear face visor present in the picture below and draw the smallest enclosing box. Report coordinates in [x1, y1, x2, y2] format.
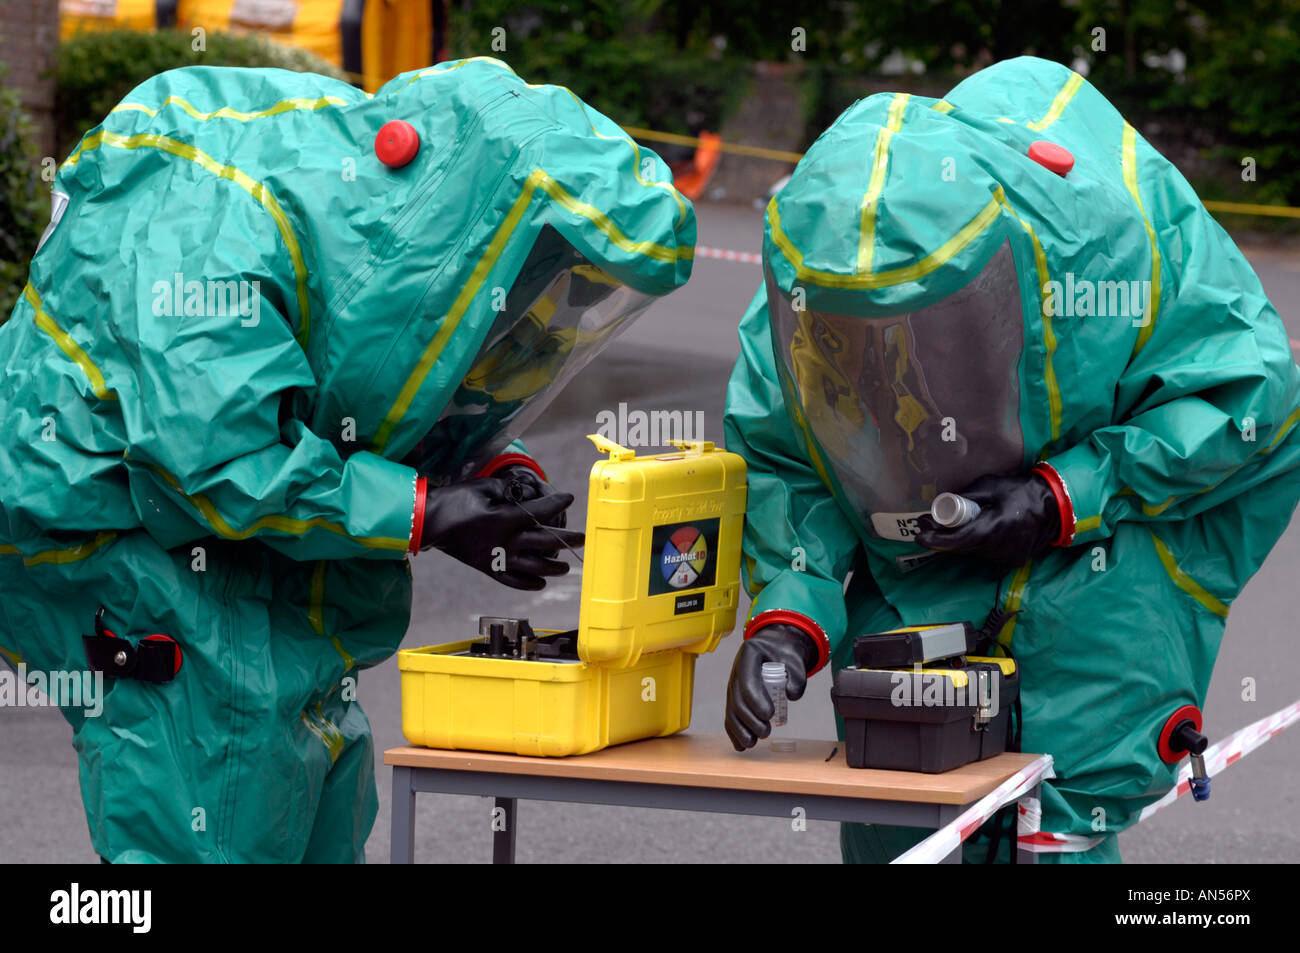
[410, 226, 655, 480]
[768, 241, 1026, 541]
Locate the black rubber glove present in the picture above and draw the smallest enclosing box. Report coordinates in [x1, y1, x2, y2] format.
[495, 464, 566, 528]
[913, 472, 1060, 568]
[419, 477, 583, 590]
[725, 623, 820, 751]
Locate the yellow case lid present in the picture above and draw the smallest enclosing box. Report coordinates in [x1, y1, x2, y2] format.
[577, 434, 747, 666]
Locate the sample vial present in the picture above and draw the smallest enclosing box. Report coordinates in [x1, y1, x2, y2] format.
[931, 492, 982, 527]
[762, 661, 789, 728]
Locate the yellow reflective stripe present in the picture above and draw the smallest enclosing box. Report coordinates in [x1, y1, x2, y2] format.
[858, 93, 910, 274]
[111, 103, 156, 118]
[308, 560, 326, 632]
[996, 560, 1034, 649]
[112, 95, 347, 122]
[145, 463, 408, 551]
[533, 169, 693, 263]
[1141, 495, 1176, 516]
[1027, 72, 1084, 131]
[0, 645, 22, 666]
[1122, 123, 1162, 354]
[1268, 406, 1300, 451]
[301, 713, 329, 749]
[321, 705, 345, 761]
[373, 167, 693, 452]
[409, 56, 517, 83]
[991, 188, 1062, 441]
[784, 380, 835, 489]
[558, 88, 688, 226]
[1150, 531, 1229, 618]
[772, 332, 836, 489]
[23, 284, 118, 402]
[932, 100, 955, 114]
[1074, 514, 1102, 534]
[742, 553, 761, 597]
[1071, 406, 1300, 536]
[768, 193, 1002, 290]
[63, 130, 313, 347]
[373, 172, 539, 452]
[0, 531, 116, 566]
[301, 704, 344, 762]
[1117, 486, 1177, 515]
[314, 703, 345, 762]
[309, 560, 356, 669]
[1188, 403, 1300, 493]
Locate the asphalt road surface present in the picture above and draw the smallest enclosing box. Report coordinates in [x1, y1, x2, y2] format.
[2, 202, 1298, 864]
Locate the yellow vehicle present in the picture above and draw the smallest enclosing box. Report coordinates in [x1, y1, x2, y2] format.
[59, 0, 446, 91]
[400, 437, 748, 757]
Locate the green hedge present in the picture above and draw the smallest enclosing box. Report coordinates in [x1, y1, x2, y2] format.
[0, 65, 45, 321]
[56, 28, 345, 155]
[1077, 0, 1300, 210]
[802, 1, 1300, 209]
[447, 3, 749, 162]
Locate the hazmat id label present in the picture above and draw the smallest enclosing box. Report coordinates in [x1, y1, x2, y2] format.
[649, 519, 719, 596]
[870, 511, 929, 541]
[673, 593, 705, 615]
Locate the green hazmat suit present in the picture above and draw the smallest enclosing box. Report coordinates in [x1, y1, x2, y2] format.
[0, 57, 694, 862]
[723, 56, 1300, 863]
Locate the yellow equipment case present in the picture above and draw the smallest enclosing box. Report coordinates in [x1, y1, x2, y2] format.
[399, 436, 747, 757]
[59, 0, 446, 93]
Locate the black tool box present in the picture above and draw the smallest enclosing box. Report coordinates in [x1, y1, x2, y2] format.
[831, 655, 1019, 773]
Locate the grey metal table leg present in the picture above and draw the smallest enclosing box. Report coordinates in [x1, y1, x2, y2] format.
[493, 796, 517, 864]
[937, 804, 963, 864]
[391, 765, 416, 864]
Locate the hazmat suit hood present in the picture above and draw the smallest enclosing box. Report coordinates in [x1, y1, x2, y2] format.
[47, 56, 695, 484]
[761, 57, 1297, 550]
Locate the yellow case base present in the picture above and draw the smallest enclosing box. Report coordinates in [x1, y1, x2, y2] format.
[399, 641, 696, 757]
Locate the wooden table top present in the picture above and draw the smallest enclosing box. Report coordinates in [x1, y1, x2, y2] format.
[384, 734, 1042, 805]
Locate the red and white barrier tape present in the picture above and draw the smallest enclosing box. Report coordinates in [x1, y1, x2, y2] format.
[1138, 697, 1300, 821]
[891, 754, 1055, 864]
[1016, 801, 1103, 854]
[1020, 698, 1300, 853]
[695, 245, 762, 265]
[895, 697, 1300, 862]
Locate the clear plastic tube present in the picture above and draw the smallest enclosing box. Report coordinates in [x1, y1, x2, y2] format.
[762, 661, 788, 728]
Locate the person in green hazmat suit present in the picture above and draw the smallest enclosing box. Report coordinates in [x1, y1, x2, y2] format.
[0, 56, 694, 862]
[722, 56, 1300, 863]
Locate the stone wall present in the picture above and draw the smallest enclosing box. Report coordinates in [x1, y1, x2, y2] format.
[0, 0, 60, 159]
[706, 62, 804, 205]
